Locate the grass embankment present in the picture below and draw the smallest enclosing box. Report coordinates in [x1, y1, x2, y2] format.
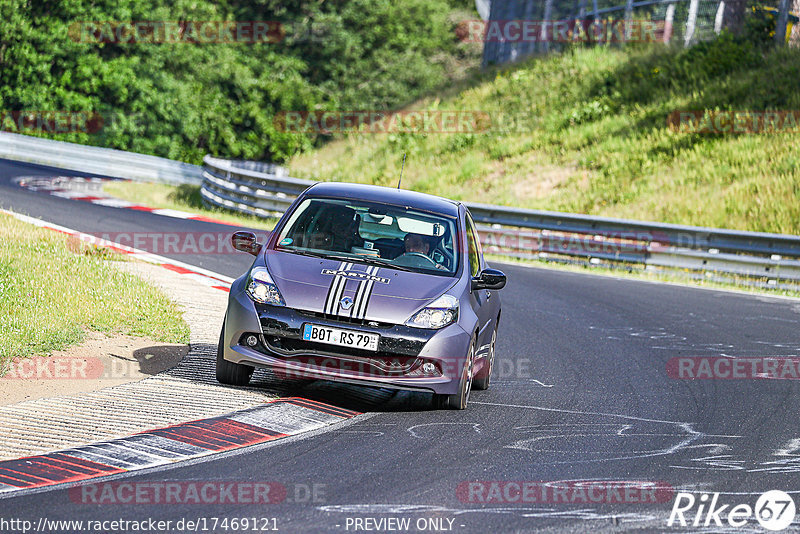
[0, 214, 189, 370]
[290, 35, 800, 235]
[102, 181, 275, 230]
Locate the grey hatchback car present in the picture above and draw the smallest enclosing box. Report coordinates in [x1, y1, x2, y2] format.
[217, 182, 506, 409]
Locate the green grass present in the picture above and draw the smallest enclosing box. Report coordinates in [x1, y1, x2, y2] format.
[0, 214, 189, 371]
[289, 35, 800, 235]
[102, 182, 275, 230]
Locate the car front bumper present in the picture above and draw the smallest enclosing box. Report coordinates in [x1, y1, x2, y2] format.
[222, 280, 470, 395]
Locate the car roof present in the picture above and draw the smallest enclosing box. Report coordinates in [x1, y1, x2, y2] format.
[303, 182, 461, 218]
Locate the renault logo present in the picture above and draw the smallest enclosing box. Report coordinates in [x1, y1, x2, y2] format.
[340, 296, 354, 310]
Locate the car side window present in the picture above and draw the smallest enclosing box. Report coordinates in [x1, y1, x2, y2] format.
[465, 214, 481, 278]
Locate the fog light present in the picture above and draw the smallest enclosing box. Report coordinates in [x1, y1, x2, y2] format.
[246, 335, 259, 347]
[422, 362, 436, 374]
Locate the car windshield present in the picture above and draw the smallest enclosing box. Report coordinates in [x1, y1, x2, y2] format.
[274, 197, 458, 276]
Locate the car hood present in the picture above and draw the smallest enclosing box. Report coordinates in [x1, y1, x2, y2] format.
[265, 250, 457, 324]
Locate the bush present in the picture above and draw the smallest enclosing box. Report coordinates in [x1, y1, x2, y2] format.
[0, 0, 478, 164]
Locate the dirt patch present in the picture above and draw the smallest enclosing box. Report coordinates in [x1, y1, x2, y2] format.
[0, 331, 187, 406]
[512, 164, 580, 199]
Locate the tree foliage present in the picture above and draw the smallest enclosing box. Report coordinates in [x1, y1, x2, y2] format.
[0, 0, 476, 163]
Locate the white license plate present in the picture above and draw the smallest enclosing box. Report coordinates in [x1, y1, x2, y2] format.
[302, 324, 379, 352]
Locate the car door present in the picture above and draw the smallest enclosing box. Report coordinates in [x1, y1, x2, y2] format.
[465, 211, 496, 351]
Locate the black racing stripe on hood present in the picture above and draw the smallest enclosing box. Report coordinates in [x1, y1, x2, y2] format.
[354, 266, 378, 320]
[324, 261, 348, 314]
[350, 266, 372, 319]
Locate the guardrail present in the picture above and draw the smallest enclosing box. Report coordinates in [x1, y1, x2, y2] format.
[0, 132, 203, 186]
[2, 127, 796, 289]
[202, 156, 800, 289]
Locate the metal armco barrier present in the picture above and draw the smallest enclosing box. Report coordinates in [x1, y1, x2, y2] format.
[198, 155, 800, 289]
[0, 132, 203, 185]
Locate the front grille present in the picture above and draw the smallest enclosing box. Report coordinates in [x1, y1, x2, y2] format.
[296, 310, 393, 328]
[264, 337, 420, 375]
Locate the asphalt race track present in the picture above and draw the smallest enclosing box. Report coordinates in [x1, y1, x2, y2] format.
[2, 158, 800, 532]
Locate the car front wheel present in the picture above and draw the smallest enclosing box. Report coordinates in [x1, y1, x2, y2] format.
[434, 336, 475, 410]
[216, 325, 254, 386]
[472, 327, 496, 391]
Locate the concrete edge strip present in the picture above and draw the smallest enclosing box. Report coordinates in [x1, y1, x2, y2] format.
[14, 176, 238, 226]
[0, 208, 234, 292]
[0, 398, 358, 496]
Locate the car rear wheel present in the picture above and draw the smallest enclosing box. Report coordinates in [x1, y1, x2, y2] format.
[434, 336, 475, 410]
[216, 325, 254, 386]
[473, 327, 496, 391]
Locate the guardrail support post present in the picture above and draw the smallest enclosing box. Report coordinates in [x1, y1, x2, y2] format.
[624, 0, 634, 38]
[684, 0, 699, 47]
[776, 0, 791, 45]
[541, 0, 555, 53]
[664, 3, 676, 43]
[714, 1, 726, 33]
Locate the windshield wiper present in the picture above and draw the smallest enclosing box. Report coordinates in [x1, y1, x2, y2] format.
[281, 248, 348, 261]
[282, 249, 363, 265]
[352, 256, 414, 272]
[280, 248, 414, 272]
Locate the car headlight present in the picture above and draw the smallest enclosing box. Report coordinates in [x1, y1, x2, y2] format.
[246, 267, 285, 306]
[406, 294, 459, 329]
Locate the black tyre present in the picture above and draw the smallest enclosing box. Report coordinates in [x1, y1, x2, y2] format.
[472, 327, 497, 391]
[433, 337, 475, 410]
[216, 325, 254, 386]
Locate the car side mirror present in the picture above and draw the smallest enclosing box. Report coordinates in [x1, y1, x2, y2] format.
[472, 268, 506, 290]
[231, 231, 261, 256]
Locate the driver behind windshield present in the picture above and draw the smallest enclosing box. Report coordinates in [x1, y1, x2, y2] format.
[399, 233, 446, 270]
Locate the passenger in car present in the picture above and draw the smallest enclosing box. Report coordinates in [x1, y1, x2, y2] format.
[312, 205, 364, 252]
[403, 233, 430, 256]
